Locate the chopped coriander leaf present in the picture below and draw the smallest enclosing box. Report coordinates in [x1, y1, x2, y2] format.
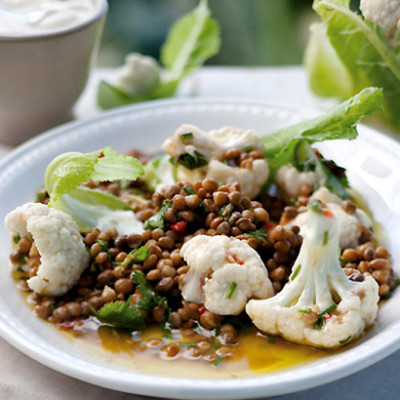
[13, 235, 21, 244]
[291, 264, 301, 280]
[178, 342, 196, 347]
[396, 278, 400, 287]
[225, 282, 238, 299]
[213, 356, 224, 367]
[180, 132, 194, 141]
[323, 231, 329, 246]
[247, 228, 267, 243]
[219, 203, 233, 220]
[339, 336, 352, 345]
[96, 240, 109, 250]
[18, 254, 27, 266]
[268, 335, 276, 344]
[144, 199, 172, 230]
[168, 157, 176, 166]
[309, 200, 323, 213]
[90, 294, 145, 330]
[244, 145, 253, 153]
[298, 308, 312, 313]
[339, 257, 350, 266]
[121, 246, 150, 267]
[183, 185, 196, 195]
[177, 151, 208, 170]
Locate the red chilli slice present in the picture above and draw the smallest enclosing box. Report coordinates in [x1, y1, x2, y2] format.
[171, 221, 187, 232]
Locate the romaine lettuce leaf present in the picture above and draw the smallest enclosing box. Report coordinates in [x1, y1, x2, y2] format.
[98, 0, 220, 110]
[310, 0, 400, 129]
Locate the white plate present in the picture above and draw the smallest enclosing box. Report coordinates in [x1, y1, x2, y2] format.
[0, 99, 400, 400]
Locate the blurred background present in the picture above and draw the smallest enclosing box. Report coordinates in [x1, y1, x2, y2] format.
[99, 0, 361, 68]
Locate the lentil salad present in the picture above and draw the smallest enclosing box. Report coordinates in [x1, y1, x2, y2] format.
[5, 87, 395, 370]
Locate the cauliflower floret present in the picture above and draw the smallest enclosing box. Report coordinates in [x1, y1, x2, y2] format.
[360, 0, 400, 44]
[179, 235, 274, 315]
[246, 204, 379, 348]
[310, 186, 341, 205]
[4, 202, 90, 296]
[208, 126, 264, 153]
[289, 191, 373, 249]
[161, 124, 270, 198]
[207, 159, 269, 199]
[275, 164, 325, 200]
[116, 53, 161, 98]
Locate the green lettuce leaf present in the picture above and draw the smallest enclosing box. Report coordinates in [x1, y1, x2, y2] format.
[97, 0, 220, 110]
[310, 0, 400, 129]
[161, 0, 220, 81]
[44, 148, 145, 234]
[264, 87, 383, 196]
[144, 154, 178, 191]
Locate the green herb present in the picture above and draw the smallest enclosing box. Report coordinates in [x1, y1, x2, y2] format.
[90, 295, 145, 331]
[121, 246, 150, 267]
[247, 228, 267, 243]
[90, 271, 170, 331]
[339, 335, 352, 345]
[219, 203, 233, 220]
[309, 201, 323, 213]
[298, 308, 312, 313]
[396, 278, 400, 287]
[291, 264, 302, 281]
[96, 240, 109, 250]
[159, 322, 173, 339]
[176, 151, 208, 170]
[225, 282, 238, 300]
[18, 254, 27, 266]
[209, 341, 221, 350]
[290, 198, 298, 206]
[213, 327, 220, 337]
[13, 235, 21, 244]
[268, 335, 277, 344]
[98, 0, 220, 110]
[180, 132, 194, 141]
[339, 257, 350, 266]
[213, 356, 224, 367]
[244, 145, 253, 153]
[183, 185, 196, 195]
[144, 200, 172, 230]
[323, 231, 329, 246]
[178, 342, 196, 348]
[314, 302, 337, 330]
[144, 155, 178, 192]
[224, 159, 231, 166]
[223, 315, 253, 334]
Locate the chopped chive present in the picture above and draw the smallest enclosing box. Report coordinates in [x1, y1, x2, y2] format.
[209, 341, 221, 350]
[339, 335, 352, 345]
[313, 318, 324, 330]
[213, 326, 220, 337]
[309, 200, 323, 213]
[178, 342, 196, 348]
[291, 264, 301, 281]
[213, 356, 224, 367]
[13, 235, 21, 244]
[323, 231, 329, 246]
[298, 308, 312, 313]
[96, 239, 109, 250]
[268, 335, 276, 344]
[180, 132, 194, 141]
[318, 302, 337, 318]
[183, 185, 196, 195]
[396, 278, 400, 287]
[247, 228, 267, 243]
[244, 145, 253, 153]
[225, 282, 238, 299]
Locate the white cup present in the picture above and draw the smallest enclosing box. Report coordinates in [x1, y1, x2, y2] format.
[0, 0, 108, 145]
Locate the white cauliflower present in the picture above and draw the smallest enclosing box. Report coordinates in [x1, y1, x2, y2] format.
[360, 0, 400, 45]
[246, 204, 379, 349]
[289, 188, 373, 249]
[4, 202, 90, 296]
[161, 124, 269, 198]
[179, 235, 274, 315]
[275, 164, 325, 200]
[116, 53, 161, 98]
[207, 159, 269, 200]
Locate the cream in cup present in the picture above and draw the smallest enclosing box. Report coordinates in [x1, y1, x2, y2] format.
[0, 0, 108, 145]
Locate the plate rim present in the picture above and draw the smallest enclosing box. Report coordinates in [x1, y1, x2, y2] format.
[1, 97, 400, 399]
